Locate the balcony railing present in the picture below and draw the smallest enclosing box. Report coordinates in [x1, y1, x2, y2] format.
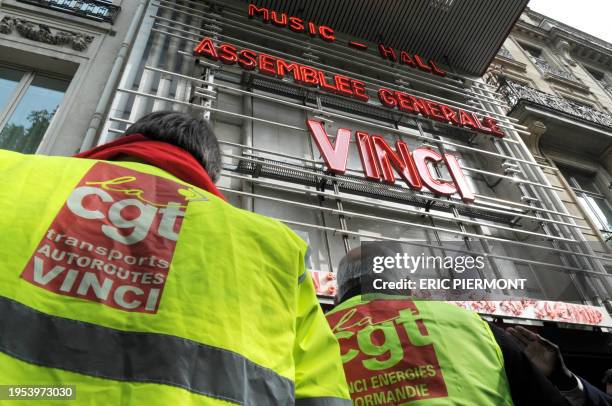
[596, 80, 612, 97]
[530, 56, 578, 83]
[497, 78, 612, 129]
[17, 0, 120, 24]
[497, 47, 514, 60]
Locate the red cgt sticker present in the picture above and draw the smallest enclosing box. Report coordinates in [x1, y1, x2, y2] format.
[327, 300, 448, 405]
[21, 162, 206, 313]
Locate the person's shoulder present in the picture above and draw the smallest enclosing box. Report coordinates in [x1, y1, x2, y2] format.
[0, 149, 86, 170]
[216, 201, 307, 251]
[578, 376, 612, 405]
[1, 149, 60, 162]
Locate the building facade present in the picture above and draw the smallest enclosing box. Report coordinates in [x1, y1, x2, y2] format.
[1, 0, 611, 380]
[490, 8, 612, 256]
[488, 6, 612, 382]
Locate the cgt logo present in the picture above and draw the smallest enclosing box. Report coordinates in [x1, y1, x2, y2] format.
[20, 163, 204, 313]
[307, 120, 475, 202]
[66, 176, 187, 245]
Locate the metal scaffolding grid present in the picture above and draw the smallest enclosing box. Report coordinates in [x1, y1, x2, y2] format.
[100, 0, 612, 307]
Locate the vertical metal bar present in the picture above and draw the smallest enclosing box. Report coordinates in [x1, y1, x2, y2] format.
[241, 88, 254, 211]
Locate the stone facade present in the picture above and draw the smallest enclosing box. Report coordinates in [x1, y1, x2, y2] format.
[0, 0, 144, 155]
[488, 8, 612, 257]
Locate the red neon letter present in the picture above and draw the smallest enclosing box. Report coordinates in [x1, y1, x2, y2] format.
[471, 112, 492, 134]
[238, 49, 257, 70]
[308, 22, 317, 37]
[400, 51, 416, 67]
[270, 11, 287, 26]
[258, 54, 277, 76]
[414, 55, 432, 72]
[276, 59, 302, 81]
[378, 44, 397, 62]
[430, 60, 446, 77]
[413, 148, 456, 196]
[319, 26, 335, 42]
[396, 92, 416, 113]
[289, 16, 305, 32]
[371, 135, 422, 189]
[444, 154, 475, 202]
[248, 5, 269, 22]
[440, 105, 459, 125]
[426, 101, 446, 122]
[482, 117, 505, 137]
[319, 71, 339, 92]
[410, 96, 432, 118]
[307, 120, 351, 174]
[378, 88, 397, 108]
[300, 66, 320, 86]
[218, 44, 238, 65]
[355, 131, 380, 180]
[458, 109, 479, 131]
[193, 38, 218, 60]
[334, 75, 353, 96]
[351, 80, 369, 101]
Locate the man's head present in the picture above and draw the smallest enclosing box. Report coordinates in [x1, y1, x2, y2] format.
[125, 111, 222, 182]
[336, 242, 410, 304]
[603, 369, 612, 395]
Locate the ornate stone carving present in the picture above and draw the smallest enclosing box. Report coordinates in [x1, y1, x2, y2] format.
[529, 55, 578, 82]
[523, 119, 547, 156]
[0, 16, 94, 51]
[554, 38, 577, 67]
[497, 47, 514, 60]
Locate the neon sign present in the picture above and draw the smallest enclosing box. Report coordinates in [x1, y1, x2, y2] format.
[247, 5, 447, 77]
[306, 120, 475, 202]
[194, 37, 505, 137]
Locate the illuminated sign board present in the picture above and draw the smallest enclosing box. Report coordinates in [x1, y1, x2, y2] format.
[194, 38, 505, 138]
[248, 5, 447, 77]
[306, 120, 475, 203]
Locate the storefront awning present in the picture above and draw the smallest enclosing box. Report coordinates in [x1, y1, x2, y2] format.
[243, 0, 528, 76]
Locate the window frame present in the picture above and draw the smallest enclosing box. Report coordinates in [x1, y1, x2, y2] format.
[561, 168, 612, 242]
[0, 63, 71, 153]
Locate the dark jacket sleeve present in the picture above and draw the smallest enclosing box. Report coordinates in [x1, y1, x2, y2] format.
[579, 377, 612, 406]
[488, 323, 571, 406]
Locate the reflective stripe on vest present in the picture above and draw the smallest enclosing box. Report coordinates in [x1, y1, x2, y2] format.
[296, 397, 353, 405]
[0, 295, 294, 405]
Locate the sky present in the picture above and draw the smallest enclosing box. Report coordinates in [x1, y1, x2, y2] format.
[527, 0, 612, 43]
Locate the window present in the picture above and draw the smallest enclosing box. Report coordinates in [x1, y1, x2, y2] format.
[518, 42, 542, 58]
[17, 0, 120, 24]
[584, 66, 612, 95]
[560, 167, 612, 243]
[585, 66, 604, 81]
[0, 67, 70, 154]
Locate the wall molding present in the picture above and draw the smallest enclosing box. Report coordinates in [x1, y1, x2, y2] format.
[0, 15, 93, 51]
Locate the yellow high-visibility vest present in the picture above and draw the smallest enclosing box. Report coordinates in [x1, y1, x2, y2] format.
[0, 149, 350, 405]
[327, 295, 513, 406]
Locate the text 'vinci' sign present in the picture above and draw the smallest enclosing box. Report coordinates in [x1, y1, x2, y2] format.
[307, 120, 475, 203]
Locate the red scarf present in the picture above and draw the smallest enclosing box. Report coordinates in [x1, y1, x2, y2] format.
[75, 134, 225, 200]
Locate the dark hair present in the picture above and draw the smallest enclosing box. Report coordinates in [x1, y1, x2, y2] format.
[336, 242, 409, 304]
[125, 111, 222, 182]
[604, 369, 612, 384]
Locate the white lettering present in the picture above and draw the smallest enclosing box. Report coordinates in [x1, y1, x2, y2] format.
[158, 204, 185, 241]
[67, 186, 112, 219]
[59, 269, 79, 292]
[102, 199, 157, 245]
[145, 288, 161, 311]
[77, 273, 112, 300]
[32, 256, 65, 285]
[114, 285, 143, 309]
